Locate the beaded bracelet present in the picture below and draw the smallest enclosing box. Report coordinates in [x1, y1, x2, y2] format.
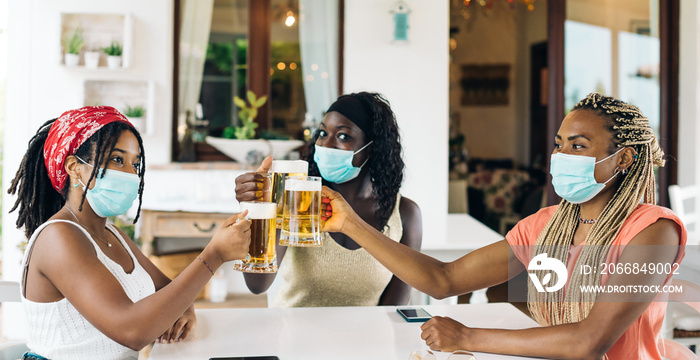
[197, 256, 214, 274]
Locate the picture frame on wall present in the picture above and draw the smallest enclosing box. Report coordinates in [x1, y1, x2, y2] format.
[460, 64, 511, 106]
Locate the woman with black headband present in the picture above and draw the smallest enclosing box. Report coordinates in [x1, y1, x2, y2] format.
[235, 92, 423, 306]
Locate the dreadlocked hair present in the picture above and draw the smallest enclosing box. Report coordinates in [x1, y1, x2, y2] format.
[306, 92, 404, 228]
[9, 121, 146, 239]
[8, 119, 62, 239]
[527, 92, 665, 327]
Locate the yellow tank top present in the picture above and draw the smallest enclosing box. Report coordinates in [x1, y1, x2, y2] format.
[271, 195, 403, 307]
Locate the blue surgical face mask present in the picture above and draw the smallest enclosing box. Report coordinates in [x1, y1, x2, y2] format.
[550, 148, 623, 204]
[76, 156, 141, 217]
[313, 141, 373, 184]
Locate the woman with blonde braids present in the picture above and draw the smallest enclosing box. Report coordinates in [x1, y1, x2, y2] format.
[320, 93, 686, 359]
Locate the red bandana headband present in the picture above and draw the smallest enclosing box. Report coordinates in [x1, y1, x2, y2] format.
[43, 106, 133, 193]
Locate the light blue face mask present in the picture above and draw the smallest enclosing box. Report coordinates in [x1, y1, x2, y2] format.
[313, 141, 373, 184]
[550, 148, 624, 204]
[76, 156, 140, 217]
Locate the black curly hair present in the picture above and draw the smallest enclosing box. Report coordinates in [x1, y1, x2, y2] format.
[305, 92, 404, 228]
[8, 119, 146, 239]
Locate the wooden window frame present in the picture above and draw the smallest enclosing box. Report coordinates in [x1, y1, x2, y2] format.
[172, 0, 345, 162]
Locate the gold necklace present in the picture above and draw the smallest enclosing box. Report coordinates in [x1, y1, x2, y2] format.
[65, 207, 112, 248]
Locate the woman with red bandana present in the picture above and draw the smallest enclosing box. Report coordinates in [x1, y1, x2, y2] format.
[8, 106, 251, 360]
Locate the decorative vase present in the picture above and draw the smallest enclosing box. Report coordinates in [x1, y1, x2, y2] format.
[107, 55, 122, 69]
[84, 51, 100, 69]
[205, 137, 305, 165]
[64, 53, 80, 67]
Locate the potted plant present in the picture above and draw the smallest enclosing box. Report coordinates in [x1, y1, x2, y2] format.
[63, 27, 84, 67]
[206, 91, 304, 165]
[226, 90, 267, 140]
[102, 40, 123, 69]
[206, 91, 267, 164]
[124, 105, 146, 131]
[84, 48, 101, 69]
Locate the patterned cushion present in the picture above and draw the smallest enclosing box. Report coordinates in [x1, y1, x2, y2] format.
[468, 169, 530, 215]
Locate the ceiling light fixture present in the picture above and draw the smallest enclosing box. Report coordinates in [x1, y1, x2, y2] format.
[284, 10, 295, 27]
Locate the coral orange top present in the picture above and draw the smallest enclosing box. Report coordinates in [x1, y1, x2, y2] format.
[506, 204, 687, 360]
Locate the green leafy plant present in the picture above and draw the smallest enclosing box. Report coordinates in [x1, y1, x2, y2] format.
[124, 105, 146, 118]
[101, 40, 123, 56]
[63, 27, 85, 55]
[205, 42, 234, 74]
[223, 90, 267, 140]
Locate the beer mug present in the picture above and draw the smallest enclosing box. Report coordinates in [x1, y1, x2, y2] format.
[279, 176, 322, 247]
[232, 201, 278, 273]
[269, 160, 308, 228]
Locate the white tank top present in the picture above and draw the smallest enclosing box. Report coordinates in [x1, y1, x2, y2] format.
[20, 220, 156, 360]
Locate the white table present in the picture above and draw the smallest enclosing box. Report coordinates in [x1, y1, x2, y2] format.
[415, 214, 503, 305]
[423, 214, 504, 262]
[148, 303, 541, 360]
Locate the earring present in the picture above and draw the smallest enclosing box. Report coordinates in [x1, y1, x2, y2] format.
[621, 169, 627, 175]
[73, 183, 79, 187]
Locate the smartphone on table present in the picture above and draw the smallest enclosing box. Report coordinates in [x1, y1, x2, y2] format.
[397, 307, 432, 322]
[209, 357, 280, 360]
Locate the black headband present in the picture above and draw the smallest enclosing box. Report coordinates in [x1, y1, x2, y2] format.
[326, 94, 373, 139]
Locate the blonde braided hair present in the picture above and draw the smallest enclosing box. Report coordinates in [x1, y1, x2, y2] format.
[528, 93, 665, 326]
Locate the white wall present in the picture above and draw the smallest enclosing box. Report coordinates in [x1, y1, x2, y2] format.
[3, 0, 174, 281]
[344, 0, 449, 248]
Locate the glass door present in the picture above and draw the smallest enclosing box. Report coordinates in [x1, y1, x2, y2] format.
[547, 0, 677, 206]
[565, 0, 659, 129]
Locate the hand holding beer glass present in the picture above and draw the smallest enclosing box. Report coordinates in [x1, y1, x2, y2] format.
[317, 186, 358, 235]
[233, 160, 276, 203]
[235, 158, 322, 248]
[232, 201, 278, 273]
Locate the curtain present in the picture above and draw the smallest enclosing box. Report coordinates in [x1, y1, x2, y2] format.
[299, 0, 339, 129]
[178, 0, 214, 137]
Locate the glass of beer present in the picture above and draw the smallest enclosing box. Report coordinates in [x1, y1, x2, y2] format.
[279, 176, 322, 247]
[269, 160, 308, 228]
[232, 201, 278, 273]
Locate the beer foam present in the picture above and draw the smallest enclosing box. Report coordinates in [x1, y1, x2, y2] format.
[270, 160, 308, 174]
[284, 178, 321, 192]
[240, 201, 277, 219]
